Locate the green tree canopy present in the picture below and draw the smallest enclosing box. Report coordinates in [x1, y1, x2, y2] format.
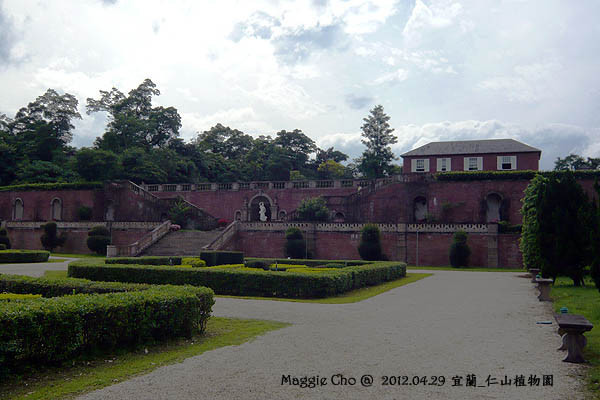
[358, 105, 397, 178]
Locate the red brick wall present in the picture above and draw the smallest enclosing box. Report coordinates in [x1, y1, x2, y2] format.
[228, 230, 522, 268]
[6, 226, 152, 254]
[403, 152, 540, 173]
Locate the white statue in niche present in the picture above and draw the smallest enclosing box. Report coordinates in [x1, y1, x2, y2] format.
[259, 201, 267, 221]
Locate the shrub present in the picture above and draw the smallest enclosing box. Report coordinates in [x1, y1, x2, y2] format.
[78, 206, 93, 221]
[245, 260, 267, 269]
[87, 225, 111, 255]
[68, 260, 406, 299]
[40, 222, 66, 252]
[296, 197, 329, 221]
[217, 218, 229, 228]
[245, 258, 368, 268]
[497, 221, 522, 233]
[449, 230, 471, 267]
[0, 293, 42, 301]
[0, 227, 11, 249]
[0, 182, 103, 192]
[200, 251, 244, 266]
[0, 285, 214, 369]
[358, 224, 382, 261]
[182, 257, 206, 268]
[284, 227, 306, 259]
[168, 199, 191, 227]
[0, 250, 50, 263]
[0, 244, 5, 251]
[106, 256, 182, 265]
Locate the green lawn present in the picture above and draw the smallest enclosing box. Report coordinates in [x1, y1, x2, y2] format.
[551, 276, 600, 397]
[51, 252, 105, 259]
[0, 317, 288, 400]
[408, 265, 525, 272]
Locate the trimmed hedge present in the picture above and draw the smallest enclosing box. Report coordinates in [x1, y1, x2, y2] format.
[0, 181, 103, 192]
[435, 170, 600, 182]
[0, 285, 214, 368]
[246, 258, 368, 268]
[68, 260, 406, 298]
[106, 256, 183, 265]
[200, 251, 244, 266]
[0, 250, 50, 263]
[182, 257, 206, 267]
[0, 274, 214, 372]
[0, 274, 151, 297]
[0, 293, 42, 301]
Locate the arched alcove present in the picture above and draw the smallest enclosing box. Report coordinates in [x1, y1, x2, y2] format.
[51, 198, 62, 221]
[13, 198, 24, 220]
[414, 196, 427, 222]
[250, 196, 272, 222]
[486, 193, 502, 222]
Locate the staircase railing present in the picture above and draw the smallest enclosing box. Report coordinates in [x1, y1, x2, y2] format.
[126, 181, 162, 205]
[107, 220, 172, 257]
[203, 220, 239, 250]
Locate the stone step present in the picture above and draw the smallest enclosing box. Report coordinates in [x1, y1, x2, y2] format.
[142, 230, 221, 256]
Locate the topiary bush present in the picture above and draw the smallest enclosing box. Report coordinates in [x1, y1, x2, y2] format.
[0, 250, 50, 263]
[449, 230, 471, 268]
[87, 225, 111, 255]
[0, 227, 11, 249]
[40, 222, 66, 252]
[284, 227, 306, 259]
[199, 251, 244, 266]
[0, 244, 6, 251]
[358, 224, 382, 261]
[78, 206, 93, 221]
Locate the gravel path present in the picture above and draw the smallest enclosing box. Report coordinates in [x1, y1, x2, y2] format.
[0, 256, 74, 277]
[76, 270, 587, 400]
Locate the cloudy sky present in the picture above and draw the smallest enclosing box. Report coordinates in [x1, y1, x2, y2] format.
[1, 0, 599, 169]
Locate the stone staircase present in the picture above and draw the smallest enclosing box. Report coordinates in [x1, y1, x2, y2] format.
[141, 230, 222, 256]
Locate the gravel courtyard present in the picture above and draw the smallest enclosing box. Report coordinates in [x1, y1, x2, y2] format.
[74, 270, 587, 400]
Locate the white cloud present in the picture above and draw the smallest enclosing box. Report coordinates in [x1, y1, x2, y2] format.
[372, 68, 409, 85]
[402, 0, 463, 46]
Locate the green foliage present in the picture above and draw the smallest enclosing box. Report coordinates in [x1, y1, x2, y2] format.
[590, 181, 600, 292]
[284, 227, 306, 259]
[358, 224, 383, 261]
[75, 148, 120, 182]
[0, 244, 6, 251]
[520, 172, 593, 285]
[0, 293, 42, 301]
[449, 230, 471, 267]
[77, 206, 93, 221]
[0, 181, 103, 192]
[68, 260, 406, 299]
[0, 250, 50, 263]
[87, 225, 111, 255]
[199, 251, 244, 266]
[436, 170, 600, 181]
[168, 199, 191, 227]
[317, 160, 346, 179]
[246, 258, 368, 268]
[245, 260, 267, 269]
[497, 221, 522, 233]
[296, 196, 329, 221]
[554, 154, 600, 171]
[289, 170, 305, 181]
[38, 222, 65, 252]
[0, 284, 214, 370]
[106, 256, 183, 265]
[357, 105, 397, 178]
[181, 257, 206, 268]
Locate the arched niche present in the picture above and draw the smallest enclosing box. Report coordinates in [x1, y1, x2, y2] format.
[51, 198, 62, 221]
[333, 212, 345, 222]
[486, 193, 502, 222]
[235, 210, 242, 221]
[278, 210, 287, 220]
[250, 195, 272, 222]
[105, 201, 115, 222]
[414, 196, 427, 222]
[13, 198, 24, 220]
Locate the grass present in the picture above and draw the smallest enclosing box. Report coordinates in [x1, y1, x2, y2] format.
[0, 317, 288, 400]
[407, 265, 525, 272]
[51, 252, 105, 259]
[216, 273, 432, 304]
[43, 270, 431, 304]
[550, 276, 600, 397]
[46, 258, 67, 263]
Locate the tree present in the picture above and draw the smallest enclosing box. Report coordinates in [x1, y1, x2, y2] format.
[358, 224, 383, 261]
[554, 154, 600, 171]
[317, 160, 347, 179]
[75, 148, 120, 182]
[87, 79, 181, 152]
[40, 222, 66, 252]
[296, 197, 329, 221]
[0, 228, 11, 249]
[590, 180, 600, 292]
[168, 199, 191, 227]
[449, 230, 471, 267]
[86, 226, 111, 255]
[284, 227, 307, 259]
[358, 105, 397, 178]
[520, 172, 593, 286]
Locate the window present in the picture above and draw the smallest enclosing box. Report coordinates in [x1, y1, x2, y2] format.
[437, 158, 451, 172]
[411, 158, 429, 172]
[464, 157, 482, 171]
[497, 155, 516, 170]
[14, 198, 24, 220]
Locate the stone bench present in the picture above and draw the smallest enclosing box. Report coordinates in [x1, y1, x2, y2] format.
[535, 278, 553, 301]
[555, 314, 593, 363]
[529, 268, 540, 283]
